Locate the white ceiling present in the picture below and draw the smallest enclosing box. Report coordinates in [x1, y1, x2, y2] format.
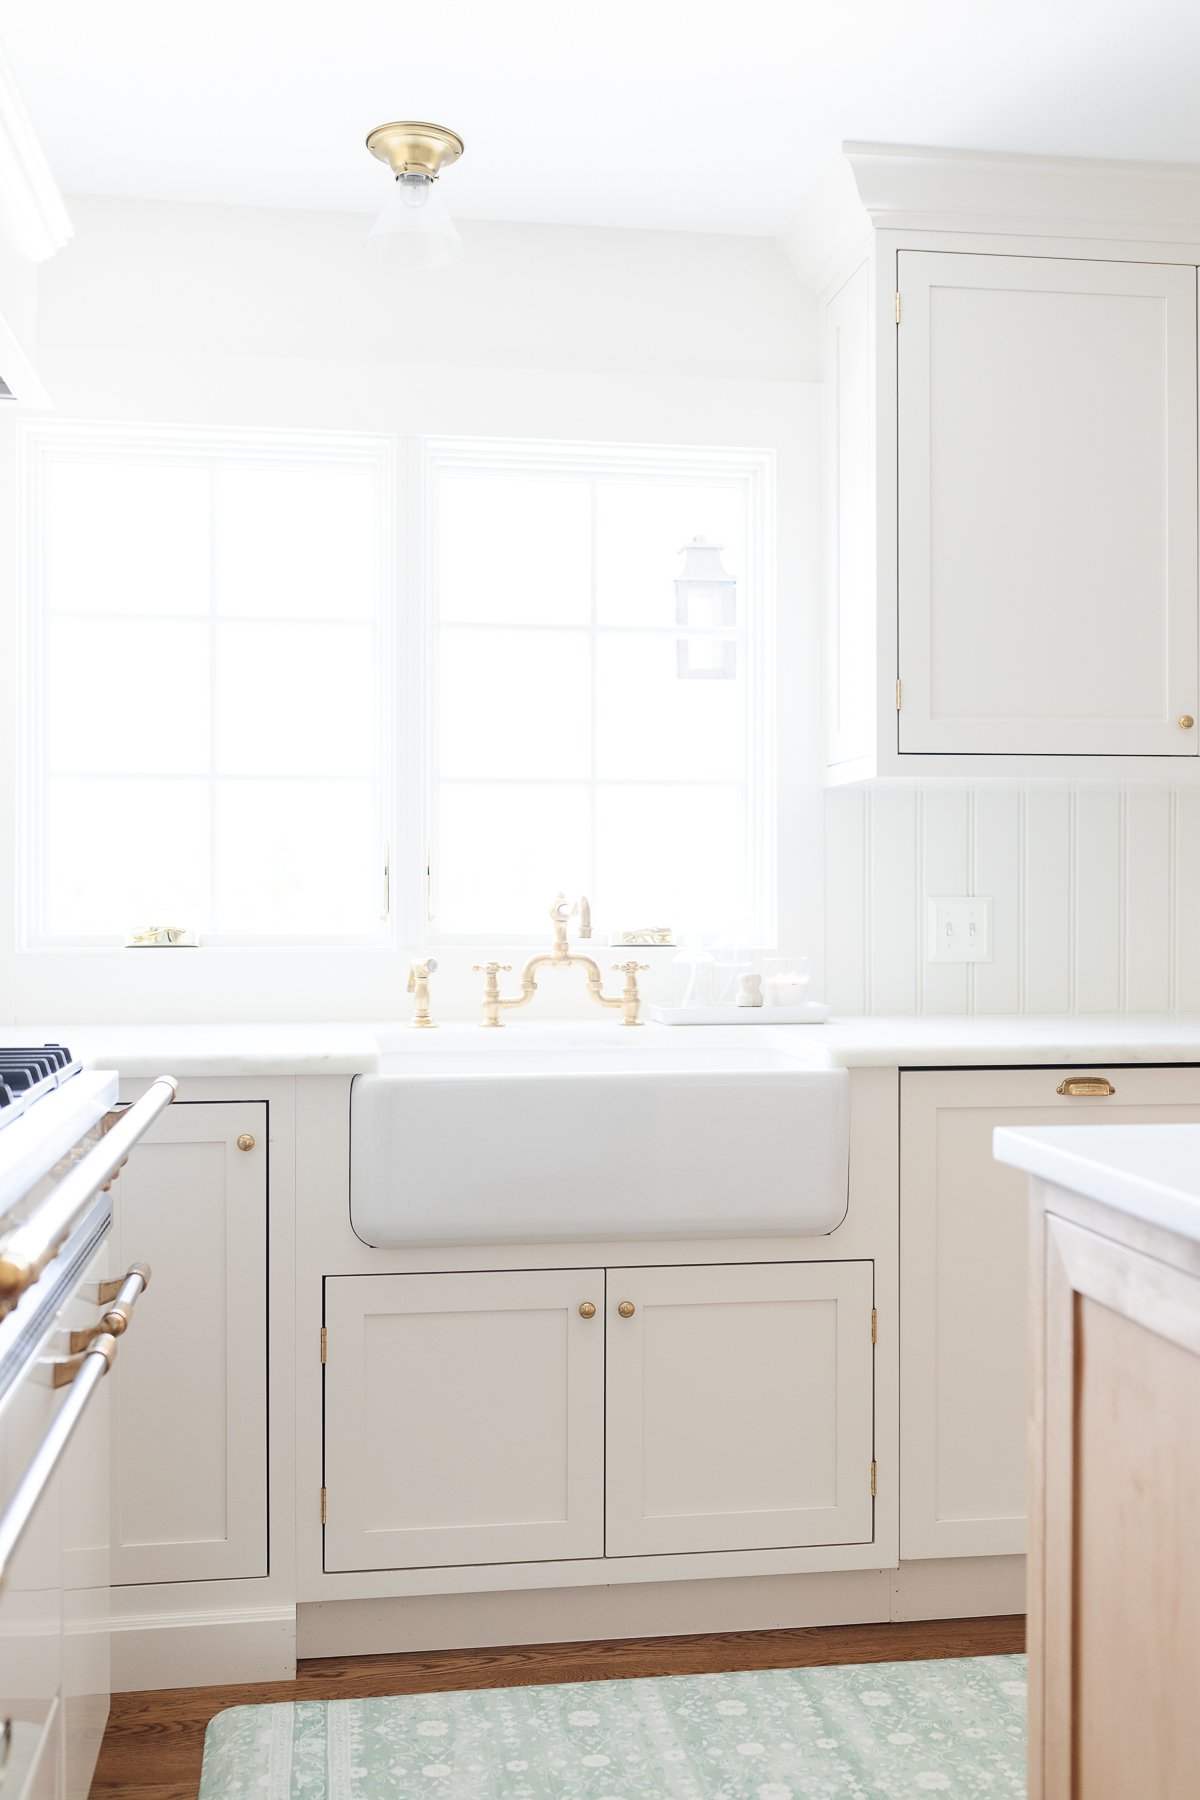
[8, 0, 1200, 238]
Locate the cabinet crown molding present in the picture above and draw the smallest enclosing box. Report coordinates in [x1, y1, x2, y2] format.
[782, 139, 1200, 294]
[0, 44, 71, 263]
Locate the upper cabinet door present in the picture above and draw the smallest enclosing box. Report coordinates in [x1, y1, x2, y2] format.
[897, 251, 1198, 756]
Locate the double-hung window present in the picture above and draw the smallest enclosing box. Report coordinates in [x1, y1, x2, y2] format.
[23, 424, 391, 946]
[426, 439, 775, 944]
[22, 426, 774, 951]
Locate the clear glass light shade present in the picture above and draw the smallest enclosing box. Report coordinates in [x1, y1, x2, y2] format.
[366, 173, 462, 270]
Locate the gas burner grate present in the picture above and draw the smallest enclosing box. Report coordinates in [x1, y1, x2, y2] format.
[0, 1046, 82, 1128]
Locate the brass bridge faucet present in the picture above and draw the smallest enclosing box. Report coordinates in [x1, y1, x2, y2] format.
[473, 895, 649, 1028]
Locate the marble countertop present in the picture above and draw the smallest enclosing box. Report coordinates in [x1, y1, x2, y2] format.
[6, 1013, 1200, 1078]
[994, 1121, 1200, 1244]
[0, 1023, 383, 1078]
[768, 1012, 1200, 1069]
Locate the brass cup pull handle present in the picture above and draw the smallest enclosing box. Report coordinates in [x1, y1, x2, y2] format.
[1056, 1077, 1116, 1098]
[578, 1301, 596, 1319]
[617, 1300, 636, 1319]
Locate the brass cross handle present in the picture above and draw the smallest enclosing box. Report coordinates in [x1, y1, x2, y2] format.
[610, 960, 650, 1029]
[473, 962, 515, 1029]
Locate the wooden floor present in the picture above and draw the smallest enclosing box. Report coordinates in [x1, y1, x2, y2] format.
[91, 1614, 1025, 1799]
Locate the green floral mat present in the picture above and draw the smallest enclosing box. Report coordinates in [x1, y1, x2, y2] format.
[200, 1653, 1026, 1798]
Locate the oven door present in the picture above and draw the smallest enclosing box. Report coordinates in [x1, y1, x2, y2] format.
[61, 1242, 113, 1800]
[0, 1233, 127, 1800]
[0, 1310, 66, 1799]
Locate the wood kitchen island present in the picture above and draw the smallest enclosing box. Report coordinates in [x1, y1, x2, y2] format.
[995, 1121, 1200, 1800]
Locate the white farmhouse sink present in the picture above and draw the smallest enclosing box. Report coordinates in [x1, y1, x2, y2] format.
[350, 1025, 849, 1246]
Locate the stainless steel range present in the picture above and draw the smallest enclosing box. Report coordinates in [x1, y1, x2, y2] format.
[0, 1046, 175, 1799]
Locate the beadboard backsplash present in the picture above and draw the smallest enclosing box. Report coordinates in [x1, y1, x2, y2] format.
[824, 786, 1200, 1016]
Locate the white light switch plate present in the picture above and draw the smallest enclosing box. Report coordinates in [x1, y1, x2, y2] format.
[927, 896, 992, 963]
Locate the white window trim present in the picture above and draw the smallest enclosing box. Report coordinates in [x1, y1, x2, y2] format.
[419, 435, 778, 950]
[19, 418, 398, 951]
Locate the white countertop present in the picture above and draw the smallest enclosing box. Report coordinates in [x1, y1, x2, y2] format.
[0, 1023, 384, 1078]
[994, 1122, 1200, 1244]
[772, 1012, 1200, 1069]
[5, 1013, 1200, 1078]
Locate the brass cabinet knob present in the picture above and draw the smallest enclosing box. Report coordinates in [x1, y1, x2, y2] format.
[236, 1134, 256, 1152]
[1182, 715, 1196, 730]
[578, 1301, 596, 1319]
[617, 1300, 636, 1319]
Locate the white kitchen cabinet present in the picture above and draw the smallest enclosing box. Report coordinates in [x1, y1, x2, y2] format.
[605, 1262, 875, 1557]
[322, 1270, 606, 1573]
[896, 251, 1198, 757]
[900, 1065, 1200, 1560]
[322, 1260, 876, 1572]
[817, 146, 1200, 780]
[109, 1101, 267, 1584]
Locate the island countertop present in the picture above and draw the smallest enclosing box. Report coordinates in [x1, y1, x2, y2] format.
[994, 1120, 1200, 1245]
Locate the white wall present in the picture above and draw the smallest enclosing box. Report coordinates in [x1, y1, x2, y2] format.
[38, 196, 819, 381]
[0, 194, 821, 1024]
[826, 784, 1200, 1015]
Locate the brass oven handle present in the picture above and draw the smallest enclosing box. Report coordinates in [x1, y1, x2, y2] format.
[0, 1327, 126, 1589]
[1056, 1077, 1116, 1098]
[0, 1076, 176, 1311]
[67, 1262, 151, 1357]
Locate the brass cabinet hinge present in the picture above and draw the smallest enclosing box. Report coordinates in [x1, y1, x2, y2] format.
[871, 1307, 878, 1345]
[320, 1326, 327, 1364]
[894, 291, 901, 324]
[895, 678, 902, 710]
[871, 1461, 878, 1498]
[320, 1487, 327, 1525]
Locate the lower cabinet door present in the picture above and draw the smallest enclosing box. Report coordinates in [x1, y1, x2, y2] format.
[111, 1100, 268, 1584]
[604, 1262, 875, 1557]
[322, 1270, 606, 1572]
[900, 1066, 1200, 1560]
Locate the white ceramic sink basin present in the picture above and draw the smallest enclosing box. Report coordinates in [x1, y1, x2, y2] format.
[350, 1026, 849, 1245]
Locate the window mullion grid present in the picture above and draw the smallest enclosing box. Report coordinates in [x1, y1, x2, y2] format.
[207, 460, 219, 936]
[30, 441, 49, 942]
[31, 444, 48, 943]
[588, 475, 599, 912]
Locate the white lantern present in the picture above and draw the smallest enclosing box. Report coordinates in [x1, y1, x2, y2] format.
[674, 536, 736, 679]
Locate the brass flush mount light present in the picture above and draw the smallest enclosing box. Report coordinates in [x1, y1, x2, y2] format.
[365, 121, 465, 269]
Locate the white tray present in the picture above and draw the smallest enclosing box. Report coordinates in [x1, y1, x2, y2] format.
[647, 1001, 830, 1026]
